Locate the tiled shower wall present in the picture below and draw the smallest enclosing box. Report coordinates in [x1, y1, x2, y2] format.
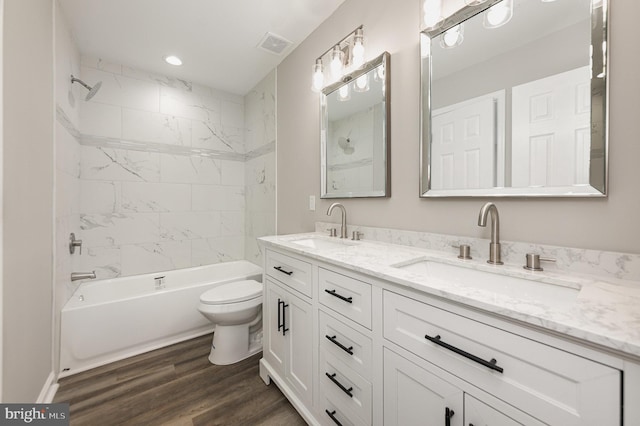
[69, 58, 275, 279]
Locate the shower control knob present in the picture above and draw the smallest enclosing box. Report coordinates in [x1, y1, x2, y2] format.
[69, 233, 83, 255]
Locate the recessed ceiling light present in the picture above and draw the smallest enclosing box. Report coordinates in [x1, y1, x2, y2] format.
[164, 55, 183, 66]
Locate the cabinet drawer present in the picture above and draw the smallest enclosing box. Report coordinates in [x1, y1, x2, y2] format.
[383, 290, 621, 426]
[319, 311, 372, 379]
[319, 268, 372, 329]
[320, 394, 367, 426]
[320, 350, 372, 425]
[265, 250, 312, 298]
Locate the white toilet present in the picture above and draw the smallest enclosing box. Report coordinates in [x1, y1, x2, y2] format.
[198, 279, 263, 365]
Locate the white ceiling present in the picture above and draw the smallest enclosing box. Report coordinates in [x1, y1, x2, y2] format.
[58, 0, 346, 95]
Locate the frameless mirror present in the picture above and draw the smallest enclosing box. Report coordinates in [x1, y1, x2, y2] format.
[321, 52, 390, 198]
[420, 0, 608, 197]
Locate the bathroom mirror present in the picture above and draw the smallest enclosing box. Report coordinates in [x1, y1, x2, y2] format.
[420, 0, 608, 197]
[321, 52, 390, 198]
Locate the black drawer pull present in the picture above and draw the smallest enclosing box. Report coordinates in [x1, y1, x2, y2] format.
[445, 407, 455, 426]
[425, 334, 504, 373]
[277, 299, 283, 332]
[325, 335, 354, 355]
[324, 289, 353, 303]
[273, 266, 293, 275]
[325, 372, 353, 397]
[281, 301, 289, 336]
[325, 409, 343, 426]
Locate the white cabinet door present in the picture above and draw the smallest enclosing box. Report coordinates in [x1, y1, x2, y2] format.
[286, 289, 313, 405]
[384, 348, 463, 426]
[512, 66, 590, 188]
[264, 279, 287, 376]
[465, 394, 524, 426]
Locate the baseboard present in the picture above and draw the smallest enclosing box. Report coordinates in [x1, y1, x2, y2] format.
[36, 371, 58, 403]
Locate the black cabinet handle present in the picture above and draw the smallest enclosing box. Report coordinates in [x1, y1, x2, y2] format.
[277, 298, 283, 332]
[425, 334, 504, 374]
[325, 409, 343, 426]
[325, 372, 353, 397]
[325, 335, 354, 355]
[282, 301, 289, 336]
[445, 407, 455, 426]
[324, 289, 353, 303]
[273, 266, 293, 275]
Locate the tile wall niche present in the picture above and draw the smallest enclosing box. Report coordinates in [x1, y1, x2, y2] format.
[60, 57, 276, 280]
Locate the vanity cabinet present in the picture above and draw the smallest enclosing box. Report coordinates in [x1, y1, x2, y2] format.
[259, 244, 629, 426]
[262, 250, 314, 408]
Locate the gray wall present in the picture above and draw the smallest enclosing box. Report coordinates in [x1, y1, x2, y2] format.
[277, 0, 640, 254]
[2, 0, 54, 401]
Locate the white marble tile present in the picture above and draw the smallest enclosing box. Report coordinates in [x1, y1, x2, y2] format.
[79, 101, 122, 138]
[81, 56, 122, 74]
[221, 100, 244, 128]
[220, 160, 245, 186]
[81, 66, 160, 112]
[160, 211, 220, 241]
[192, 236, 244, 266]
[80, 180, 119, 213]
[80, 212, 160, 247]
[122, 109, 191, 146]
[56, 170, 80, 218]
[246, 182, 275, 211]
[81, 146, 160, 182]
[80, 246, 122, 279]
[56, 121, 81, 178]
[159, 154, 221, 184]
[191, 119, 240, 152]
[192, 185, 245, 212]
[221, 211, 245, 236]
[121, 182, 190, 213]
[159, 86, 219, 122]
[120, 241, 191, 276]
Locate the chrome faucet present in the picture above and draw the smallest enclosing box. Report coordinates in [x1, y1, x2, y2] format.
[327, 202, 348, 239]
[477, 202, 503, 265]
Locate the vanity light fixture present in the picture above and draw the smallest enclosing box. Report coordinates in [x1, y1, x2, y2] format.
[441, 24, 464, 48]
[483, 0, 514, 29]
[164, 55, 183, 66]
[311, 25, 365, 92]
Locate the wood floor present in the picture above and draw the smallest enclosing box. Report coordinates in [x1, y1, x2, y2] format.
[54, 334, 306, 426]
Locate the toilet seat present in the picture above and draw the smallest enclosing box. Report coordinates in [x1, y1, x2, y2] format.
[200, 280, 262, 305]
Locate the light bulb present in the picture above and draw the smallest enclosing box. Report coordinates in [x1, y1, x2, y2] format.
[352, 28, 365, 68]
[354, 74, 369, 92]
[423, 0, 443, 30]
[311, 59, 324, 93]
[330, 45, 344, 79]
[483, 0, 513, 29]
[441, 24, 464, 48]
[338, 84, 350, 101]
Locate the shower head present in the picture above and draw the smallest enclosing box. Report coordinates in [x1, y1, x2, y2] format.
[70, 75, 102, 101]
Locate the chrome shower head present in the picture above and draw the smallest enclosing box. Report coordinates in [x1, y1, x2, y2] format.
[70, 75, 102, 101]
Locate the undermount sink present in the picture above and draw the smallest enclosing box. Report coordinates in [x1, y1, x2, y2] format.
[290, 237, 355, 250]
[394, 259, 580, 304]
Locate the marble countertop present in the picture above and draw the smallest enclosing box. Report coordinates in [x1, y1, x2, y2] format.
[259, 232, 640, 360]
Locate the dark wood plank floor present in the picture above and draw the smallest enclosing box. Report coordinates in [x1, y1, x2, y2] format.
[54, 334, 306, 426]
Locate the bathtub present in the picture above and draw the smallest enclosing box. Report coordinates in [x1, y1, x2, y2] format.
[59, 261, 263, 376]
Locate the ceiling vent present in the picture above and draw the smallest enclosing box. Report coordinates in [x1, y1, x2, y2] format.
[257, 32, 293, 55]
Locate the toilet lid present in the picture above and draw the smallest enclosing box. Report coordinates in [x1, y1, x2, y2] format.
[200, 280, 263, 304]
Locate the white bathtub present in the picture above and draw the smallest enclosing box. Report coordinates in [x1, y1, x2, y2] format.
[59, 261, 263, 376]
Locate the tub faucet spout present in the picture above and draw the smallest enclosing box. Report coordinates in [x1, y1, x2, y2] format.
[327, 202, 348, 239]
[477, 202, 503, 265]
[71, 271, 96, 282]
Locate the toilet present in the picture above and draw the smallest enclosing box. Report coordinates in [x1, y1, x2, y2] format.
[198, 279, 263, 365]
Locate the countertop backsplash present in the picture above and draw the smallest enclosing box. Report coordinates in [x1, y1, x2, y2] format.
[316, 222, 640, 284]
